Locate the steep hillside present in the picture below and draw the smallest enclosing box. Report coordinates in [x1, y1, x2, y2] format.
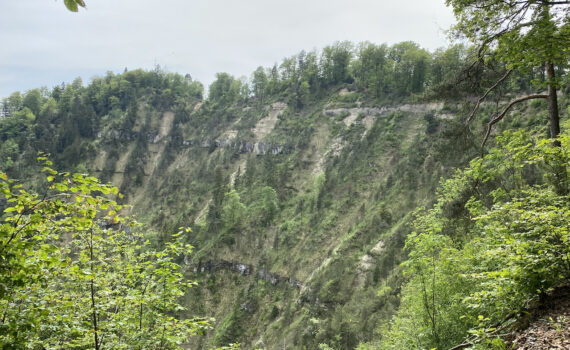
[1, 41, 566, 349]
[180, 98, 474, 349]
[85, 89, 475, 349]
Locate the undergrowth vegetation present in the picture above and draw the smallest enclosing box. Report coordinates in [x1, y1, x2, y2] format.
[362, 131, 570, 349]
[0, 158, 209, 348]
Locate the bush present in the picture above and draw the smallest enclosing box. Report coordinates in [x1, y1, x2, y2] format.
[0, 157, 210, 348]
[379, 131, 570, 349]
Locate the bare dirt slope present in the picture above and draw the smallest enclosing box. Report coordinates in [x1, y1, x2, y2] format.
[510, 285, 570, 349]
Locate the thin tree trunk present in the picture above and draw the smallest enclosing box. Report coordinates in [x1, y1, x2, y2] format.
[545, 61, 560, 143]
[90, 228, 100, 350]
[545, 61, 567, 195]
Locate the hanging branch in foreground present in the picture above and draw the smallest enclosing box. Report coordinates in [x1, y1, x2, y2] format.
[465, 69, 513, 126]
[447, 0, 569, 149]
[481, 94, 548, 147]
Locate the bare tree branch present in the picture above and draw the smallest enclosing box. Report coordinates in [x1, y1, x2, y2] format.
[447, 342, 472, 350]
[453, 19, 535, 90]
[481, 94, 548, 147]
[447, 311, 519, 350]
[540, 0, 570, 5]
[477, 20, 537, 54]
[466, 69, 513, 126]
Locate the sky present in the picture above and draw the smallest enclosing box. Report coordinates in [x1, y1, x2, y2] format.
[0, 0, 456, 99]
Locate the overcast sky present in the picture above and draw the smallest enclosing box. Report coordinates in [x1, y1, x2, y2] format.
[0, 0, 456, 99]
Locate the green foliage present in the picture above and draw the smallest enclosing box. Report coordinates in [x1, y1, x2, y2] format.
[379, 131, 570, 349]
[248, 186, 278, 227]
[389, 41, 431, 96]
[447, 0, 569, 75]
[352, 42, 389, 98]
[321, 41, 354, 86]
[1, 92, 23, 116]
[222, 189, 246, 231]
[0, 68, 202, 176]
[212, 307, 247, 346]
[63, 0, 86, 12]
[208, 73, 245, 106]
[0, 158, 209, 348]
[22, 89, 43, 116]
[0, 140, 19, 170]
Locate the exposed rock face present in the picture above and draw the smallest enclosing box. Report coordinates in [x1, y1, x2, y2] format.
[192, 260, 303, 291]
[236, 263, 249, 275]
[258, 269, 280, 285]
[185, 138, 290, 155]
[323, 103, 449, 129]
[98, 128, 290, 155]
[194, 260, 252, 276]
[97, 129, 167, 144]
[370, 240, 385, 256]
[324, 107, 386, 119]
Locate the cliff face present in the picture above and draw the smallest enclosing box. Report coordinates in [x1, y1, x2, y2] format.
[85, 93, 476, 349]
[0, 67, 484, 349]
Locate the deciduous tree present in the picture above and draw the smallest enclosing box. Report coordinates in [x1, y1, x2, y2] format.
[0, 158, 209, 348]
[448, 0, 570, 145]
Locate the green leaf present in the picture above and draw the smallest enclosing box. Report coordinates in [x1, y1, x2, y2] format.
[64, 0, 78, 12]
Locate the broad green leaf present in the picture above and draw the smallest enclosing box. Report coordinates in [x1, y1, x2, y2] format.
[64, 0, 78, 12]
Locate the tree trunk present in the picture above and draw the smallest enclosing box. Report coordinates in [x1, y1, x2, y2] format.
[545, 61, 567, 195]
[545, 61, 560, 143]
